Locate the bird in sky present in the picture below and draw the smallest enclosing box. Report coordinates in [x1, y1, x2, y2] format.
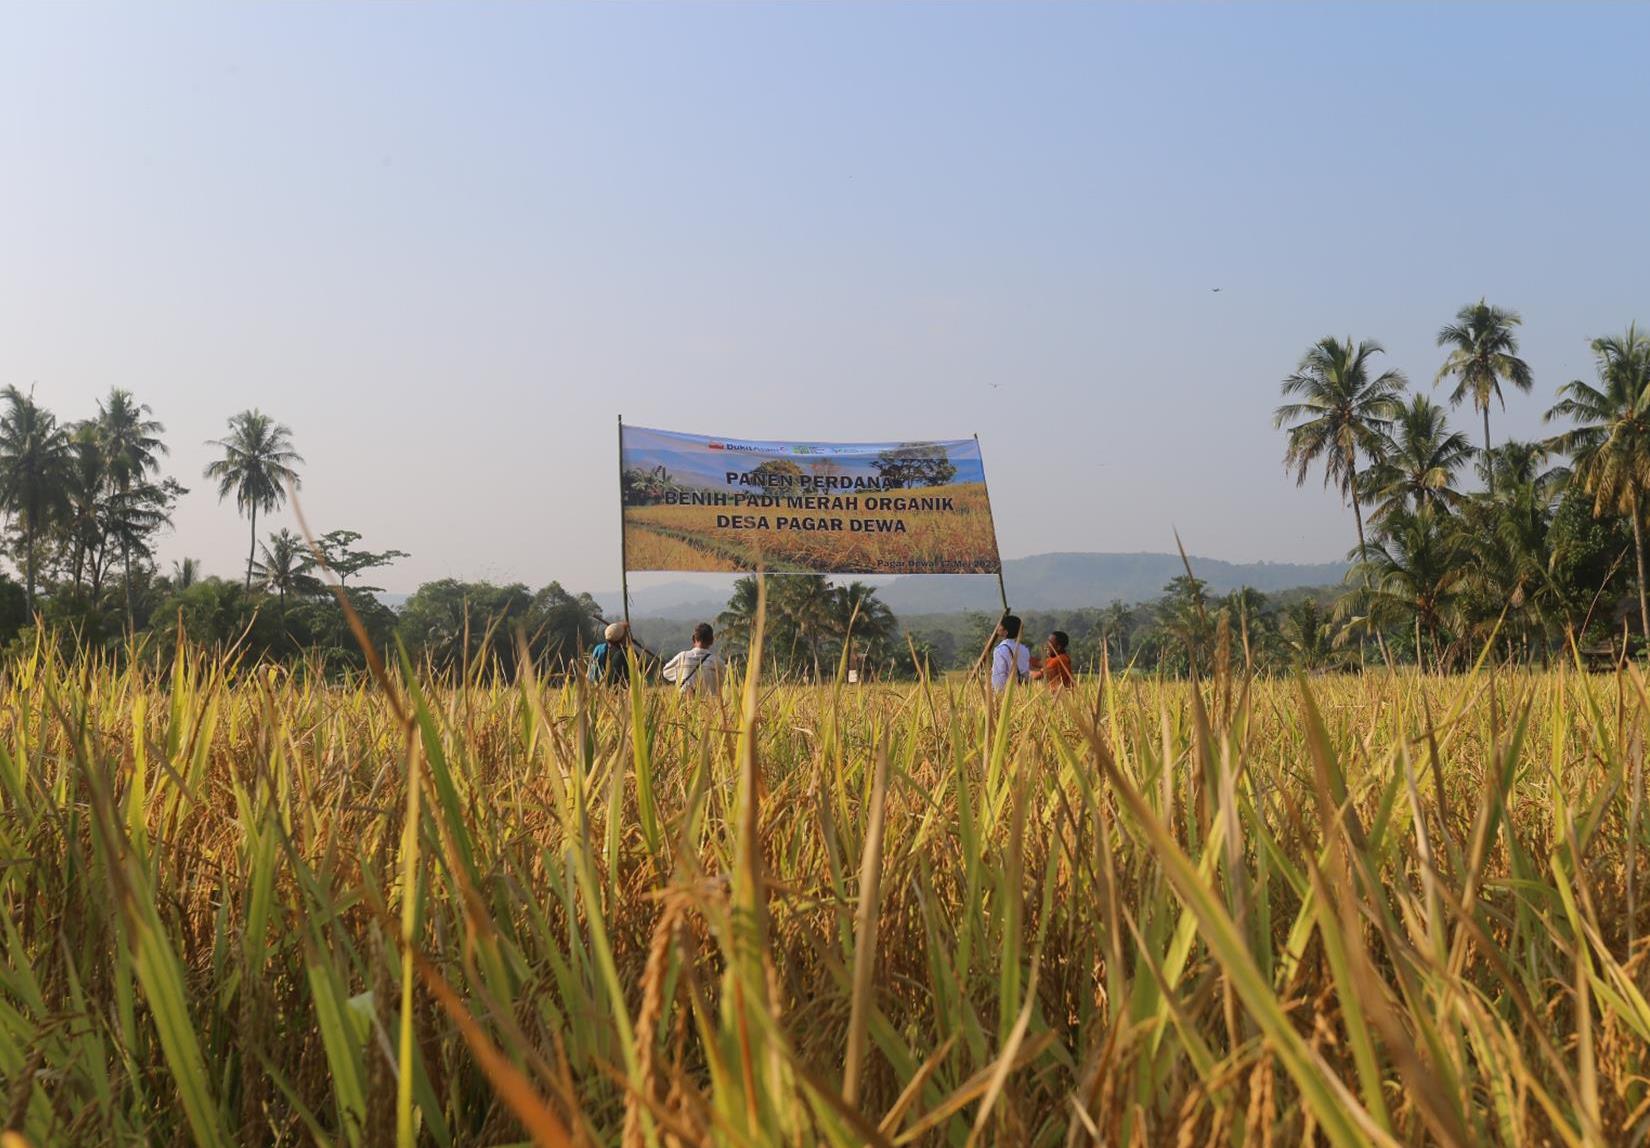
[1211, 287, 1222, 293]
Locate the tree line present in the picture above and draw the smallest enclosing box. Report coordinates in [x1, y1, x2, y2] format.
[0, 387, 917, 678]
[896, 581, 1337, 678]
[9, 297, 1649, 678]
[0, 388, 611, 671]
[896, 302, 1650, 677]
[711, 574, 907, 678]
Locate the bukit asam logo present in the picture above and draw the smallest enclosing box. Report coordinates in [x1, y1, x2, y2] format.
[696, 437, 902, 459]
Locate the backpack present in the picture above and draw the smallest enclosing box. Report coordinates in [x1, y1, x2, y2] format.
[588, 642, 611, 683]
[997, 640, 1030, 684]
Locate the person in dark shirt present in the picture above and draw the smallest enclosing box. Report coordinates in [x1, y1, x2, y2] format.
[589, 622, 632, 686]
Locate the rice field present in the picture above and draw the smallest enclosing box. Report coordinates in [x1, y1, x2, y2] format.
[2, 616, 1649, 1147]
[621, 528, 743, 574]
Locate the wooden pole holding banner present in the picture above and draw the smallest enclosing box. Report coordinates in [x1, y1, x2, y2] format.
[975, 433, 1010, 618]
[617, 414, 631, 631]
[967, 432, 1012, 688]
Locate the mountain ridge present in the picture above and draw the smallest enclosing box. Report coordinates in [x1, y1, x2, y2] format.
[875, 551, 1348, 613]
[599, 551, 1348, 618]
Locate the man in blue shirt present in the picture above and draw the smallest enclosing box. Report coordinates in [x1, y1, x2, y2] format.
[990, 614, 1031, 693]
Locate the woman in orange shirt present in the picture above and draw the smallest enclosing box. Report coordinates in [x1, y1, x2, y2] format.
[1033, 630, 1074, 690]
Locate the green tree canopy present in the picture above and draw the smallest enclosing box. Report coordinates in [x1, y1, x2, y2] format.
[1545, 326, 1650, 645]
[396, 579, 602, 678]
[0, 386, 73, 612]
[872, 443, 957, 489]
[314, 529, 409, 592]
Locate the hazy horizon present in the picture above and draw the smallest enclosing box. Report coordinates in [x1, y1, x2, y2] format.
[5, 3, 1647, 594]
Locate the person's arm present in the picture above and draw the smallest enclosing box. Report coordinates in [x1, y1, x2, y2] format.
[661, 652, 683, 682]
[990, 642, 1008, 688]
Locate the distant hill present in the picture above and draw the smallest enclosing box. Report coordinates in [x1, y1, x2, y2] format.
[873, 552, 1348, 614]
[400, 554, 1347, 623]
[597, 580, 730, 620]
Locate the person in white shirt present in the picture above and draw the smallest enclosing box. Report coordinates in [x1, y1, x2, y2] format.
[662, 622, 724, 693]
[990, 613, 1032, 693]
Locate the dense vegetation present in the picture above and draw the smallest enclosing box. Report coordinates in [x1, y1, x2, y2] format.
[882, 308, 1650, 677]
[3, 625, 1647, 1146]
[4, 302, 1649, 682]
[0, 389, 610, 672]
[897, 582, 1341, 676]
[1271, 307, 1650, 671]
[707, 304, 1650, 679]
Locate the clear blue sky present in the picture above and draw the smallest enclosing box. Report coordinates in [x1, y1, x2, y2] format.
[3, 3, 1647, 594]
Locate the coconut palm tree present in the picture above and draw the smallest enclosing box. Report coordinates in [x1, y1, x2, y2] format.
[833, 581, 895, 635]
[1453, 451, 1565, 660]
[717, 576, 762, 660]
[1477, 440, 1569, 502]
[1280, 598, 1337, 671]
[97, 389, 168, 622]
[771, 575, 838, 679]
[1343, 504, 1467, 670]
[1154, 573, 1215, 673]
[100, 480, 183, 616]
[1545, 326, 1650, 647]
[204, 411, 303, 589]
[0, 386, 73, 613]
[1366, 394, 1475, 525]
[61, 423, 110, 592]
[832, 581, 898, 677]
[170, 557, 201, 591]
[1435, 300, 1533, 493]
[1275, 336, 1408, 563]
[250, 529, 322, 609]
[1224, 585, 1273, 653]
[1098, 601, 1135, 667]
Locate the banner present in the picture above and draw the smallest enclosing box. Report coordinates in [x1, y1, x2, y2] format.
[619, 424, 1003, 575]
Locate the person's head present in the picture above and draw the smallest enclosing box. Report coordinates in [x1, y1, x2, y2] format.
[1048, 630, 1069, 655]
[605, 621, 629, 645]
[692, 622, 714, 649]
[998, 614, 1021, 640]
